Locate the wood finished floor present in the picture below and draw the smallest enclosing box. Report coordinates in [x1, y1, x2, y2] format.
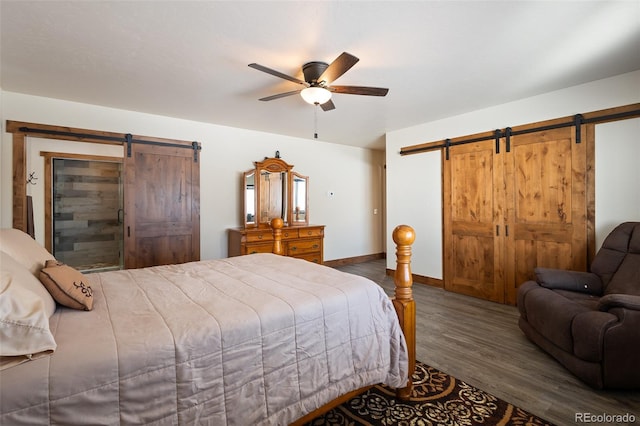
[335, 259, 640, 426]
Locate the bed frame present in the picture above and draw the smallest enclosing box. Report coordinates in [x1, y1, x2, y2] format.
[270, 218, 416, 424]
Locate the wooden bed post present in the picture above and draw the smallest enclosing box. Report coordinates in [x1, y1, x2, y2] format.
[270, 218, 284, 255]
[392, 224, 416, 400]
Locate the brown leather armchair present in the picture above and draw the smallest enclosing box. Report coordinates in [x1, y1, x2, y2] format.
[517, 222, 640, 389]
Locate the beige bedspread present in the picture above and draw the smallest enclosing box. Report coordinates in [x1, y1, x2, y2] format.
[0, 254, 408, 425]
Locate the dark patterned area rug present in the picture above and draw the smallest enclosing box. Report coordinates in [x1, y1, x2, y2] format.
[307, 361, 554, 425]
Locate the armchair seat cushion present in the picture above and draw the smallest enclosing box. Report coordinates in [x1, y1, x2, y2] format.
[520, 284, 597, 353]
[551, 290, 600, 310]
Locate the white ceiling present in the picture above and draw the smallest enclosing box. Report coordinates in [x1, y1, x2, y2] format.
[1, 1, 639, 150]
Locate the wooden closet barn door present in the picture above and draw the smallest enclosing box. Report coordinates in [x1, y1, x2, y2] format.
[443, 125, 588, 304]
[443, 139, 506, 303]
[124, 143, 200, 269]
[503, 126, 587, 304]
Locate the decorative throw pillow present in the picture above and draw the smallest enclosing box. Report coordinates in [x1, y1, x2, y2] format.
[39, 260, 94, 311]
[0, 253, 57, 369]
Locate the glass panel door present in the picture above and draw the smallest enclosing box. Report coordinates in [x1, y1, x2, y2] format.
[52, 158, 123, 271]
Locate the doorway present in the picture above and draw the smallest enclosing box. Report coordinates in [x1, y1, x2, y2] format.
[49, 156, 124, 272]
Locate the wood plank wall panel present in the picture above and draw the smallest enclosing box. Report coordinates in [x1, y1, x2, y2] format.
[53, 159, 123, 270]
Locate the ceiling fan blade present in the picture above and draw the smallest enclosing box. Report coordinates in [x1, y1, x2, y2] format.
[318, 52, 359, 84]
[248, 63, 307, 85]
[259, 90, 302, 101]
[329, 85, 389, 96]
[320, 99, 335, 111]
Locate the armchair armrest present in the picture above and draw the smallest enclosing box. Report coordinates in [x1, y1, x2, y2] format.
[534, 267, 603, 295]
[598, 294, 640, 312]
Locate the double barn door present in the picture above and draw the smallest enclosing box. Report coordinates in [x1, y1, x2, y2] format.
[443, 126, 588, 304]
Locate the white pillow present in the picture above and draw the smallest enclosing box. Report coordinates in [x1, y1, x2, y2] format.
[0, 252, 57, 370]
[1, 251, 56, 318]
[0, 228, 55, 277]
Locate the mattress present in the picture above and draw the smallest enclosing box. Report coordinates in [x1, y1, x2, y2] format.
[0, 253, 408, 425]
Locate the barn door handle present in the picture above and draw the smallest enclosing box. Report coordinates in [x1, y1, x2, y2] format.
[496, 225, 510, 237]
[117, 209, 124, 224]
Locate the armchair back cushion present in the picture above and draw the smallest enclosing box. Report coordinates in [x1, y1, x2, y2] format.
[591, 222, 639, 290]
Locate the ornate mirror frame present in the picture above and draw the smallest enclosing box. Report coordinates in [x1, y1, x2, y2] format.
[242, 157, 309, 228]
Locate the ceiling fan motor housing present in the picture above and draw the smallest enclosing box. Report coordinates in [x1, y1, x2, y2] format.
[303, 61, 329, 86]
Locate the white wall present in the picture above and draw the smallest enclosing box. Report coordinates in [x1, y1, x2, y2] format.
[386, 70, 640, 278]
[595, 118, 640, 248]
[1, 91, 385, 261]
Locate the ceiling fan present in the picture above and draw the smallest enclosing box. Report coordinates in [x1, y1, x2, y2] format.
[248, 52, 388, 111]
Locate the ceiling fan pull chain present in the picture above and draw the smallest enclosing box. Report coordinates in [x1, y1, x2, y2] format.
[314, 103, 319, 139]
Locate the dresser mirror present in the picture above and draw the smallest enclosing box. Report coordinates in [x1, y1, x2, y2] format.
[259, 169, 288, 224]
[243, 157, 309, 228]
[291, 172, 308, 224]
[243, 170, 256, 225]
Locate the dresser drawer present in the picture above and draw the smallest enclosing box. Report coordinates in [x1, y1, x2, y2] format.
[245, 242, 274, 254]
[288, 239, 321, 255]
[298, 227, 323, 238]
[246, 231, 273, 243]
[281, 229, 299, 239]
[291, 252, 322, 264]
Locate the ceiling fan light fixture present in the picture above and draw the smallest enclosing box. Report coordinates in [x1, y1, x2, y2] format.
[300, 87, 332, 105]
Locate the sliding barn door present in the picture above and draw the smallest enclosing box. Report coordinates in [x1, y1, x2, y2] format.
[503, 126, 588, 304]
[443, 126, 588, 304]
[124, 143, 200, 269]
[443, 139, 506, 303]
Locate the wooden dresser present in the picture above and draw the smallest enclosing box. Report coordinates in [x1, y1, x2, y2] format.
[228, 225, 325, 264]
[231, 156, 323, 263]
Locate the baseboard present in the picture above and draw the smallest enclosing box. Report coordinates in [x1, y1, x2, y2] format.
[323, 254, 443, 288]
[385, 268, 444, 288]
[323, 252, 386, 268]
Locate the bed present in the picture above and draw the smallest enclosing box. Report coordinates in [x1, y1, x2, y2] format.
[0, 223, 416, 425]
